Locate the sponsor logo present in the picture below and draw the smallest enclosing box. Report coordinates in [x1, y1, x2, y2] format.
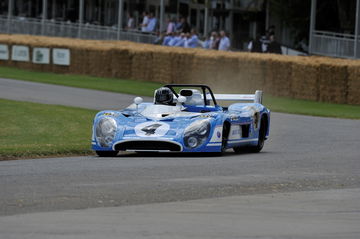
[103, 112, 119, 117]
[217, 131, 221, 138]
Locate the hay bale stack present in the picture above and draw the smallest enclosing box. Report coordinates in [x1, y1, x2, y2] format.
[263, 55, 294, 97]
[290, 59, 319, 101]
[347, 61, 360, 105]
[109, 47, 132, 79]
[188, 51, 219, 86]
[171, 50, 195, 84]
[1, 34, 360, 105]
[152, 48, 174, 84]
[317, 61, 348, 104]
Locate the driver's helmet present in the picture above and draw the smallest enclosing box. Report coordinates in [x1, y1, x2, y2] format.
[154, 87, 173, 105]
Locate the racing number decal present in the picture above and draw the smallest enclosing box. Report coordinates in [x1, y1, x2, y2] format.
[141, 123, 163, 136]
[135, 122, 170, 137]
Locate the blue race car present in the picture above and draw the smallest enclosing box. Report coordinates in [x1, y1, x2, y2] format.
[92, 84, 270, 157]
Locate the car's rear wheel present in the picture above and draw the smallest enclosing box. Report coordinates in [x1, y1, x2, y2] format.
[96, 150, 119, 157]
[233, 116, 267, 153]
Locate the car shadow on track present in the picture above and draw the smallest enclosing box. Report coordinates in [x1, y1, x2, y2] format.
[93, 150, 273, 158]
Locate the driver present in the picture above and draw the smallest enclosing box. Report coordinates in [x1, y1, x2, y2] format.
[154, 87, 174, 105]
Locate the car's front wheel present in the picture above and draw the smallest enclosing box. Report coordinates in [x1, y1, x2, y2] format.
[220, 122, 230, 154]
[96, 150, 119, 157]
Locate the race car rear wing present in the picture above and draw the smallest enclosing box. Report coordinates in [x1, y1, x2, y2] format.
[206, 90, 263, 104]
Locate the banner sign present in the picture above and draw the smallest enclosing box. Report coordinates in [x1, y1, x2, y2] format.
[0, 44, 9, 60]
[53, 48, 70, 66]
[12, 45, 30, 62]
[33, 47, 50, 64]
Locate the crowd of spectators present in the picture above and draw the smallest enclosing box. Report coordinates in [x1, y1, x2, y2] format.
[154, 16, 231, 51]
[126, 12, 282, 54]
[124, 12, 231, 51]
[247, 26, 282, 54]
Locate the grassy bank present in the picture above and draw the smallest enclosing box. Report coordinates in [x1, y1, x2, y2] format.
[0, 99, 96, 160]
[1, 66, 360, 119]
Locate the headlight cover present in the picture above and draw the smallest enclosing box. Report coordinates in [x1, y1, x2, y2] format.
[184, 119, 211, 149]
[95, 117, 117, 147]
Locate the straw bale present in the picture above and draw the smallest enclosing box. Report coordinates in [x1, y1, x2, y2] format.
[317, 62, 348, 104]
[109, 47, 132, 79]
[264, 57, 293, 97]
[347, 62, 360, 105]
[1, 34, 359, 105]
[291, 60, 319, 101]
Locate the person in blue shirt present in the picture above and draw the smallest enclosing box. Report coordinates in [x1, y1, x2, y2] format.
[174, 33, 186, 47]
[162, 32, 174, 46]
[185, 29, 199, 48]
[202, 33, 211, 49]
[168, 32, 181, 46]
[218, 30, 230, 51]
[145, 13, 157, 32]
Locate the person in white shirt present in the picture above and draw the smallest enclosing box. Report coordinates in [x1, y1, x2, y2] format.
[140, 11, 149, 32]
[218, 30, 230, 51]
[126, 12, 135, 30]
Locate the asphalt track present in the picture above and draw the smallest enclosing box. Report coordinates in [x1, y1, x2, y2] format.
[1, 78, 360, 238]
[0, 78, 152, 110]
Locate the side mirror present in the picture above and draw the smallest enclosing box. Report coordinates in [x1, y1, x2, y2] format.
[134, 97, 143, 105]
[134, 97, 143, 115]
[177, 96, 186, 104]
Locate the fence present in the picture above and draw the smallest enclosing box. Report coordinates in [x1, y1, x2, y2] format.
[310, 30, 360, 59]
[0, 15, 156, 44]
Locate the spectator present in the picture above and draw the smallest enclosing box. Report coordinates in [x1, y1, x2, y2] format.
[163, 32, 174, 46]
[209, 31, 220, 50]
[248, 34, 263, 53]
[145, 13, 157, 32]
[261, 32, 271, 52]
[154, 31, 165, 45]
[266, 35, 282, 54]
[175, 17, 183, 31]
[218, 30, 230, 51]
[184, 33, 191, 48]
[174, 33, 186, 47]
[178, 17, 191, 33]
[166, 17, 176, 34]
[125, 12, 135, 30]
[140, 11, 149, 32]
[202, 34, 211, 49]
[185, 29, 199, 48]
[168, 31, 182, 46]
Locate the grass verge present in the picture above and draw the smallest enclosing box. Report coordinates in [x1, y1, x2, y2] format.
[0, 99, 96, 160]
[1, 66, 360, 119]
[264, 95, 360, 119]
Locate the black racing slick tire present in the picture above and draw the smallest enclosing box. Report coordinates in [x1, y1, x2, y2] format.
[96, 150, 119, 157]
[248, 117, 267, 153]
[221, 122, 230, 154]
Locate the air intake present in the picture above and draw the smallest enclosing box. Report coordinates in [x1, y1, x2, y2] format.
[114, 140, 182, 152]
